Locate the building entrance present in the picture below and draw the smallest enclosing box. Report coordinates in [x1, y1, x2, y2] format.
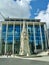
[2, 42, 20, 55]
[14, 41, 20, 54]
[7, 43, 12, 55]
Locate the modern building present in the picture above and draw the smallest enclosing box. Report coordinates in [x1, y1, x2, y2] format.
[47, 29, 49, 48]
[0, 18, 48, 55]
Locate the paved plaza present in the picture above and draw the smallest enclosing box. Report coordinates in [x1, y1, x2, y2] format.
[0, 55, 49, 65]
[0, 58, 49, 65]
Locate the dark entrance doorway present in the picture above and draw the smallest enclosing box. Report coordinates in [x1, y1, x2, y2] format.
[14, 41, 20, 54]
[7, 43, 12, 55]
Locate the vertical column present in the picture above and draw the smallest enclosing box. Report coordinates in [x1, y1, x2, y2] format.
[5, 22, 8, 54]
[33, 23, 36, 52]
[12, 22, 15, 54]
[27, 22, 29, 45]
[39, 23, 43, 51]
[27, 22, 28, 37]
[20, 22, 21, 37]
[0, 22, 2, 54]
[20, 22, 21, 53]
[27, 22, 31, 55]
[45, 24, 48, 49]
[44, 24, 47, 49]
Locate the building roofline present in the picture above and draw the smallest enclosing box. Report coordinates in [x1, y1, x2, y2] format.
[4, 18, 40, 22]
[1, 21, 46, 25]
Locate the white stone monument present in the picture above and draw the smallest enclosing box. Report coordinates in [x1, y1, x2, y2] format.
[19, 21, 30, 56]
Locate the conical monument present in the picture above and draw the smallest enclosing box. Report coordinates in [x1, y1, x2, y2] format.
[19, 21, 30, 56]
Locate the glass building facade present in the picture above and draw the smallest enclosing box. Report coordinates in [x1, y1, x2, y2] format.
[0, 18, 48, 55]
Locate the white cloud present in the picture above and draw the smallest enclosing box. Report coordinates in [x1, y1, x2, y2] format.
[0, 0, 32, 20]
[34, 9, 39, 15]
[35, 3, 49, 28]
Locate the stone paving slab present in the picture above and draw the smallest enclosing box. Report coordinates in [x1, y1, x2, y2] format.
[0, 55, 49, 62]
[0, 58, 49, 65]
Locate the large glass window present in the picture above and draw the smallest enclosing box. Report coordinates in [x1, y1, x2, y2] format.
[28, 25, 34, 43]
[2, 24, 6, 54]
[35, 25, 41, 49]
[14, 25, 20, 40]
[41, 25, 45, 49]
[14, 25, 21, 54]
[28, 25, 34, 53]
[7, 24, 13, 44]
[41, 25, 45, 40]
[2, 24, 6, 32]
[2, 24, 6, 41]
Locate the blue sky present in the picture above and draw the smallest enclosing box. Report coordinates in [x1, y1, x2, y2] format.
[0, 0, 49, 28]
[30, 0, 49, 18]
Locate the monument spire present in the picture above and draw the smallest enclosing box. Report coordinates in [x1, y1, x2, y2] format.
[19, 21, 30, 56]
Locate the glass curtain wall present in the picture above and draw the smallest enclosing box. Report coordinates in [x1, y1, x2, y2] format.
[14, 25, 20, 54]
[28, 24, 44, 53]
[1, 23, 46, 54]
[28, 25, 34, 54]
[2, 24, 6, 54]
[2, 23, 22, 54]
[41, 25, 45, 50]
[7, 24, 13, 54]
[35, 25, 42, 51]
